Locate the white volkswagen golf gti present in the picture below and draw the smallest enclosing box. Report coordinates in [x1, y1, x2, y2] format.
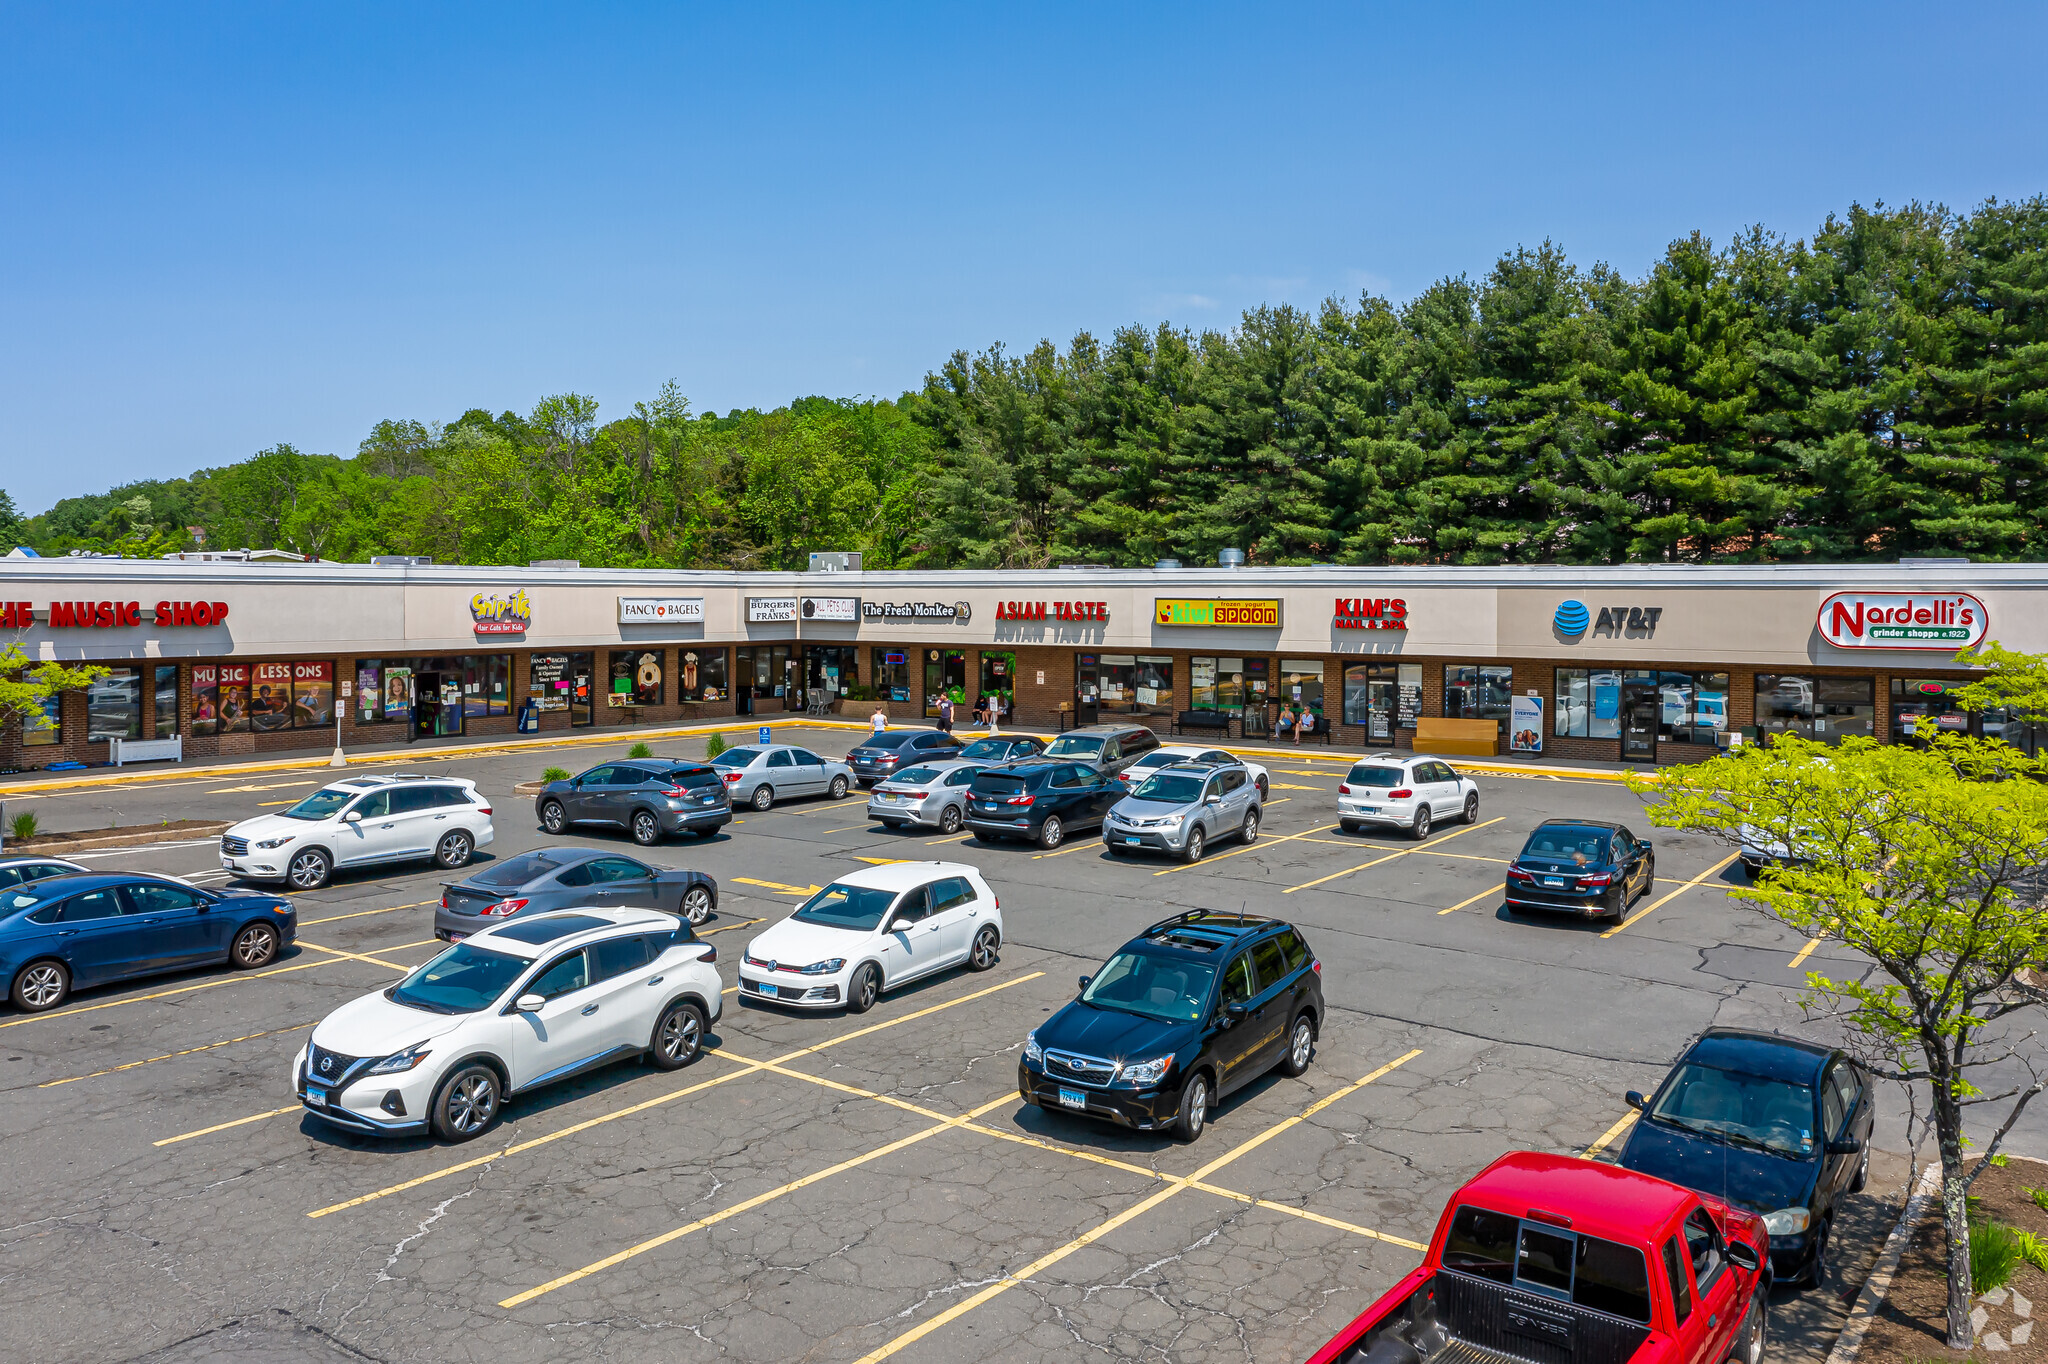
[739, 861, 1001, 1013]
[294, 908, 720, 1142]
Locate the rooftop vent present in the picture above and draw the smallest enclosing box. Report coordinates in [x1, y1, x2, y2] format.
[370, 555, 435, 566]
[808, 551, 862, 572]
[1218, 548, 1247, 568]
[530, 559, 581, 569]
[1155, 559, 1181, 570]
[1899, 557, 1970, 567]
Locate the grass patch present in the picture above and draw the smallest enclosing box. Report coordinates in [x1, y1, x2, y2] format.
[541, 766, 571, 783]
[1972, 1219, 2026, 1294]
[629, 741, 653, 759]
[8, 811, 37, 841]
[705, 733, 727, 760]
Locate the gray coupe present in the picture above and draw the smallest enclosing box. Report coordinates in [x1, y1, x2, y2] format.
[434, 847, 719, 939]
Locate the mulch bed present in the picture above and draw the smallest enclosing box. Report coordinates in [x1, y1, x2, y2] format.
[1861, 1157, 2048, 1363]
[6, 819, 231, 854]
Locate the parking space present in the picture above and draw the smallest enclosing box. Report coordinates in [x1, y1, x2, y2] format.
[0, 727, 1915, 1362]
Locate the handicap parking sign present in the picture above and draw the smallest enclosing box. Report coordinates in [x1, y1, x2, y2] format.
[758, 725, 771, 745]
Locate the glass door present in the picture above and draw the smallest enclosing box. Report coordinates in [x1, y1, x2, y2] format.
[978, 651, 1016, 722]
[568, 652, 594, 727]
[1621, 672, 1658, 762]
[924, 649, 966, 718]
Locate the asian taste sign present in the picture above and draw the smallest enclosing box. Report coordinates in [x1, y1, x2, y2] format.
[994, 600, 1107, 622]
[1818, 590, 1988, 650]
[618, 597, 705, 624]
[1155, 599, 1282, 628]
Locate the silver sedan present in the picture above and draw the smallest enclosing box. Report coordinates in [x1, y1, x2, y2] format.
[866, 759, 985, 833]
[708, 743, 856, 811]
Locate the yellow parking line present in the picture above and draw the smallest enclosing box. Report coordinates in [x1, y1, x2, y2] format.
[1788, 935, 1826, 970]
[923, 832, 974, 845]
[300, 899, 437, 927]
[1282, 817, 1505, 894]
[306, 970, 1044, 1218]
[1581, 1111, 1637, 1159]
[732, 877, 820, 896]
[40, 1021, 317, 1087]
[1601, 853, 1739, 938]
[0, 951, 373, 1031]
[699, 916, 765, 937]
[1032, 837, 1103, 860]
[154, 1104, 303, 1146]
[851, 1048, 1423, 1363]
[1437, 887, 1501, 915]
[295, 940, 419, 973]
[1420, 850, 1510, 866]
[1151, 822, 1340, 877]
[822, 824, 871, 834]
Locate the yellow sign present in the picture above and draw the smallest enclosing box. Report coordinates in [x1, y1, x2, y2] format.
[1154, 599, 1282, 628]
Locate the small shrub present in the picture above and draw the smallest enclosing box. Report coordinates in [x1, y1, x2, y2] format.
[629, 742, 653, 759]
[1993, 1154, 2011, 1168]
[8, 811, 37, 841]
[2024, 1185, 2048, 1216]
[2014, 1229, 2048, 1274]
[705, 733, 727, 760]
[541, 766, 571, 783]
[1972, 1220, 2025, 1295]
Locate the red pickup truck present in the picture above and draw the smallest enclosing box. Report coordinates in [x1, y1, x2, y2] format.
[1308, 1152, 1770, 1364]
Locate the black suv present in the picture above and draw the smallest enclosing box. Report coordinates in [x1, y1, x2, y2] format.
[536, 759, 731, 844]
[1019, 911, 1325, 1142]
[1038, 723, 1160, 776]
[845, 728, 964, 786]
[965, 760, 1119, 849]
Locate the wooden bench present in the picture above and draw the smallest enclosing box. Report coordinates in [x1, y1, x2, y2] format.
[1273, 712, 1333, 745]
[1173, 709, 1233, 737]
[1414, 717, 1498, 756]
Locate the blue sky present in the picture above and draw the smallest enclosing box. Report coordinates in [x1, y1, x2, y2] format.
[4, 2, 2044, 514]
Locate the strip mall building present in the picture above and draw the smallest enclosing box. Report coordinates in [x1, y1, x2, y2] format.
[2, 558, 2042, 770]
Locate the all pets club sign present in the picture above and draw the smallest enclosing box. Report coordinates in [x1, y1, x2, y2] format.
[1817, 591, 1988, 650]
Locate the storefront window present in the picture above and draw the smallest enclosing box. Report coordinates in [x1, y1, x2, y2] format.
[1280, 660, 1325, 718]
[192, 664, 251, 735]
[528, 655, 568, 713]
[682, 648, 729, 702]
[1554, 669, 1623, 739]
[924, 649, 966, 716]
[1890, 677, 1974, 743]
[1191, 657, 1270, 712]
[1756, 674, 1875, 745]
[610, 649, 665, 708]
[86, 667, 143, 742]
[804, 646, 858, 699]
[1343, 663, 1423, 740]
[1444, 665, 1513, 736]
[383, 665, 415, 724]
[739, 646, 794, 713]
[241, 662, 333, 731]
[22, 693, 61, 747]
[1096, 654, 1173, 714]
[292, 663, 335, 727]
[356, 662, 385, 722]
[154, 665, 180, 737]
[1652, 672, 1728, 746]
[978, 651, 1015, 713]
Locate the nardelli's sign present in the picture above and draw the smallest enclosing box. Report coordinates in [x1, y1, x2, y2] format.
[1817, 591, 1988, 650]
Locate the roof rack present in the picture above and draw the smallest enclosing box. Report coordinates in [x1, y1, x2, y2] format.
[1141, 909, 1208, 937]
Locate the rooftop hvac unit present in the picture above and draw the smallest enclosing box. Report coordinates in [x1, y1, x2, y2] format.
[807, 551, 862, 572]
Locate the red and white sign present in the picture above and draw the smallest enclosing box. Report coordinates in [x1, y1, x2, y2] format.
[1334, 597, 1409, 631]
[1817, 591, 1988, 651]
[995, 601, 1109, 622]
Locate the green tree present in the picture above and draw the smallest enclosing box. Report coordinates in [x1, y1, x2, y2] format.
[0, 647, 109, 746]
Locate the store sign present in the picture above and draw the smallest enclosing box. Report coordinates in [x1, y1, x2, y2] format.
[994, 600, 1108, 622]
[470, 589, 531, 636]
[618, 597, 704, 624]
[1155, 599, 1281, 628]
[13, 599, 231, 628]
[1818, 591, 1987, 650]
[1555, 600, 1663, 639]
[748, 596, 799, 623]
[1333, 597, 1408, 631]
[863, 600, 972, 622]
[801, 596, 859, 622]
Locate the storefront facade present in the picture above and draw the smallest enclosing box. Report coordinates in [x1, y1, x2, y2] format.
[3, 561, 2043, 768]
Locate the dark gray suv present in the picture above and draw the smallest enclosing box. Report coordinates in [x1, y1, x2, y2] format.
[536, 760, 731, 844]
[1038, 724, 1160, 777]
[845, 728, 964, 786]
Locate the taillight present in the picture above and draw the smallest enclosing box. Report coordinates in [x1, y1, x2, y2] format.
[440, 891, 450, 908]
[1311, 959, 1321, 974]
[477, 806, 491, 815]
[724, 772, 742, 783]
[660, 787, 689, 797]
[1581, 872, 1612, 887]
[1387, 788, 1413, 799]
[1004, 794, 1034, 805]
[1338, 784, 1351, 795]
[904, 791, 929, 799]
[697, 945, 717, 963]
[1506, 865, 1533, 883]
[481, 898, 527, 917]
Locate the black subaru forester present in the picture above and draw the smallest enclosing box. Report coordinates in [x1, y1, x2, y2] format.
[1018, 911, 1324, 1142]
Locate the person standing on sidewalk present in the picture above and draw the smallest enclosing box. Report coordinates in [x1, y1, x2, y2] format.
[870, 703, 888, 736]
[937, 694, 954, 733]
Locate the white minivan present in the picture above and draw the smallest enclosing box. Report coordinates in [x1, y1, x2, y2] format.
[221, 774, 495, 890]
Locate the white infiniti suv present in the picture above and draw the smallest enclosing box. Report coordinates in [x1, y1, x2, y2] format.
[294, 908, 721, 1141]
[1336, 753, 1480, 840]
[221, 774, 494, 890]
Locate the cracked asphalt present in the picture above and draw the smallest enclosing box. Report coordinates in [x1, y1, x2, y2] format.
[0, 727, 1960, 1362]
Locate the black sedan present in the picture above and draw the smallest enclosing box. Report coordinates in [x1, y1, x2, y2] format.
[435, 847, 718, 940]
[844, 729, 964, 786]
[1618, 1027, 1873, 1289]
[965, 760, 1119, 850]
[535, 759, 730, 844]
[1504, 819, 1655, 922]
[955, 734, 1045, 764]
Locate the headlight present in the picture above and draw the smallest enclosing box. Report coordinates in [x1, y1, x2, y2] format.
[1024, 1031, 1043, 1065]
[1120, 1054, 1175, 1087]
[363, 1042, 433, 1076]
[1158, 814, 1183, 829]
[1762, 1207, 1811, 1236]
[800, 958, 846, 975]
[255, 836, 294, 850]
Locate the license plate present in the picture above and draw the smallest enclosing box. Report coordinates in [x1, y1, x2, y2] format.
[1057, 1087, 1087, 1110]
[447, 932, 467, 942]
[305, 1086, 328, 1108]
[220, 858, 235, 869]
[881, 793, 900, 802]
[1358, 806, 1378, 813]
[1125, 837, 1143, 845]
[1544, 877, 1565, 887]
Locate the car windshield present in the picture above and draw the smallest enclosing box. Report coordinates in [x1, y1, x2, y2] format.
[712, 748, 762, 767]
[1523, 826, 1612, 864]
[1132, 773, 1206, 804]
[890, 766, 943, 784]
[1080, 950, 1217, 1023]
[279, 788, 360, 821]
[1345, 765, 1406, 788]
[1648, 1062, 1818, 1158]
[389, 945, 529, 1014]
[1129, 752, 1176, 770]
[471, 851, 567, 887]
[958, 739, 1014, 760]
[1044, 735, 1104, 757]
[791, 883, 897, 932]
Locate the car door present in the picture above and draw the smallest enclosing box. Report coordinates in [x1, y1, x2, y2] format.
[507, 948, 614, 1089]
[1613, 828, 1649, 895]
[942, 765, 980, 823]
[924, 875, 979, 966]
[1049, 765, 1093, 827]
[117, 881, 229, 971]
[765, 748, 799, 795]
[875, 885, 942, 984]
[1819, 1060, 1854, 1203]
[334, 790, 395, 866]
[37, 888, 132, 987]
[587, 856, 660, 909]
[585, 933, 661, 1051]
[1245, 935, 1294, 1066]
[792, 748, 834, 795]
[564, 765, 615, 823]
[1212, 951, 1266, 1094]
[1678, 1207, 1743, 1364]
[380, 785, 444, 858]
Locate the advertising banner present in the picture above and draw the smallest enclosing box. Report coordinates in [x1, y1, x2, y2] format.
[1509, 695, 1545, 754]
[747, 596, 798, 623]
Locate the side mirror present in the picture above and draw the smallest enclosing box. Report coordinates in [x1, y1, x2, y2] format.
[1205, 795, 1222, 805]
[1625, 1090, 1646, 1111]
[1077, 974, 1091, 991]
[343, 811, 362, 823]
[1827, 1136, 1864, 1156]
[514, 993, 545, 1014]
[1726, 1240, 1760, 1273]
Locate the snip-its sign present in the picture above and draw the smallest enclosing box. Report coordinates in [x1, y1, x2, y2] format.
[471, 590, 532, 635]
[1818, 591, 1987, 650]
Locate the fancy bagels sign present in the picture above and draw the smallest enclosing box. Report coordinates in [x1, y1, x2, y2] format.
[1818, 591, 1988, 650]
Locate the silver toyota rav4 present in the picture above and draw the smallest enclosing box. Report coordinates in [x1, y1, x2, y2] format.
[1102, 760, 1262, 863]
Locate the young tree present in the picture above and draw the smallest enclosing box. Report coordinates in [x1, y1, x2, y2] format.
[1, 647, 109, 746]
[1637, 735, 2048, 1348]
[1953, 640, 2048, 721]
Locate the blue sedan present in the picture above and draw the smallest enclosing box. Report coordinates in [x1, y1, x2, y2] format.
[2, 873, 298, 1013]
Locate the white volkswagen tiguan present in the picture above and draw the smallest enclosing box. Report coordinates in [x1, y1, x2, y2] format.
[221, 774, 494, 890]
[294, 908, 721, 1141]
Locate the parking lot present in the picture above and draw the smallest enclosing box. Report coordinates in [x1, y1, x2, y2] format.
[2, 727, 1918, 1364]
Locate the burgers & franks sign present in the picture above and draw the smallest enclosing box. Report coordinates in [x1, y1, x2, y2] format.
[1818, 590, 1988, 650]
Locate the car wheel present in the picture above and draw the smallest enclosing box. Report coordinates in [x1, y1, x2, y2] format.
[1257, 777, 1269, 799]
[1340, 819, 1360, 835]
[648, 1000, 705, 1070]
[1038, 816, 1064, 850]
[231, 922, 280, 969]
[631, 811, 662, 846]
[431, 1064, 502, 1142]
[539, 800, 566, 834]
[846, 962, 881, 1013]
[1182, 826, 1206, 863]
[939, 804, 963, 834]
[1797, 1217, 1830, 1290]
[968, 924, 1000, 971]
[286, 847, 331, 890]
[1411, 807, 1432, 841]
[693, 826, 721, 839]
[1106, 842, 1128, 857]
[1240, 808, 1259, 844]
[1279, 1013, 1315, 1077]
[681, 886, 713, 926]
[1605, 889, 1627, 922]
[1729, 1284, 1768, 1364]
[1851, 1147, 1870, 1194]
[434, 830, 474, 869]
[10, 960, 69, 1013]
[1173, 1072, 1210, 1143]
[751, 785, 774, 811]
[828, 774, 850, 799]
[1463, 792, 1479, 825]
